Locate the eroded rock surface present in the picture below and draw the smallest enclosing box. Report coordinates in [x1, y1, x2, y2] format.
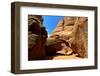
[47, 16, 88, 58]
[28, 15, 47, 60]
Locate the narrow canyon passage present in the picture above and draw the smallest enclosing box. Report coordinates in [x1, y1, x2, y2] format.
[28, 15, 88, 60]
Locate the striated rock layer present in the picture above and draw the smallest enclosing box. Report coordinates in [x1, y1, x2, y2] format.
[28, 15, 47, 60]
[47, 16, 88, 58]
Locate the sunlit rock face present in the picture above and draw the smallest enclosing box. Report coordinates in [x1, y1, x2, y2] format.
[47, 16, 88, 58]
[28, 15, 48, 60]
[71, 17, 88, 58]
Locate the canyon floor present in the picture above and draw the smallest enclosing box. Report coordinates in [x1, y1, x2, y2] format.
[46, 50, 80, 60]
[46, 55, 80, 60]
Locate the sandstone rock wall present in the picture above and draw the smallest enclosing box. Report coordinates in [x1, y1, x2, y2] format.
[71, 17, 88, 58]
[48, 16, 88, 58]
[28, 15, 47, 60]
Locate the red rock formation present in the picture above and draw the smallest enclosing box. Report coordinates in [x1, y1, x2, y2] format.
[28, 15, 47, 60]
[45, 38, 62, 55]
[70, 17, 88, 58]
[47, 16, 88, 58]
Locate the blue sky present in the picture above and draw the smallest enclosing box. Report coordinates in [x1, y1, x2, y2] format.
[43, 16, 63, 35]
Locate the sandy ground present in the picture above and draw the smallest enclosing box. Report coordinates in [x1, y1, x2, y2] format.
[46, 49, 81, 60]
[53, 54, 80, 60]
[46, 54, 80, 60]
